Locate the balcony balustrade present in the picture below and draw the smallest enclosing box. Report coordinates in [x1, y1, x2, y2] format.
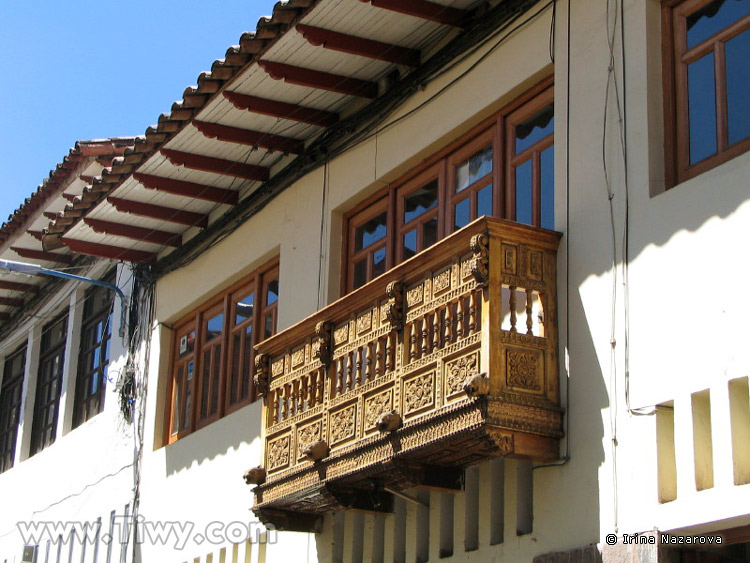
[247, 217, 563, 531]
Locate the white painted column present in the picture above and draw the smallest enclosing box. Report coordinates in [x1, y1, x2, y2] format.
[673, 393, 696, 499]
[60, 286, 85, 435]
[18, 323, 41, 461]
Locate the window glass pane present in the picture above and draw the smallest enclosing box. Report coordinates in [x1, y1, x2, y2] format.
[243, 325, 253, 399]
[423, 217, 438, 249]
[688, 53, 718, 164]
[372, 247, 387, 278]
[230, 334, 241, 405]
[265, 278, 279, 306]
[726, 28, 750, 146]
[687, 0, 750, 49]
[477, 184, 493, 218]
[211, 347, 221, 415]
[404, 180, 438, 223]
[353, 259, 367, 289]
[456, 145, 493, 192]
[354, 212, 387, 251]
[541, 146, 555, 229]
[403, 229, 417, 260]
[234, 293, 254, 325]
[205, 313, 224, 340]
[515, 105, 554, 154]
[515, 160, 533, 225]
[264, 314, 274, 339]
[178, 330, 195, 358]
[454, 198, 470, 230]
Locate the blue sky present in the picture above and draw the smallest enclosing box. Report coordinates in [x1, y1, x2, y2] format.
[0, 1, 273, 224]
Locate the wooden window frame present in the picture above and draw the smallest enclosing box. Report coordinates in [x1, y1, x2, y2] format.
[396, 162, 446, 263]
[342, 78, 554, 293]
[73, 272, 115, 428]
[663, 0, 750, 187]
[30, 312, 68, 456]
[0, 344, 26, 473]
[165, 258, 279, 444]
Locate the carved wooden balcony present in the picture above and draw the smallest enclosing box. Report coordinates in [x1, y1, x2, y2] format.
[248, 217, 562, 532]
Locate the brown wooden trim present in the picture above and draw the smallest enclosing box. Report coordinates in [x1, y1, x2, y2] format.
[11, 247, 73, 265]
[223, 91, 339, 128]
[134, 173, 240, 205]
[165, 257, 280, 445]
[84, 218, 182, 247]
[296, 24, 420, 66]
[362, 0, 469, 27]
[259, 61, 379, 99]
[161, 149, 270, 182]
[193, 121, 304, 154]
[0, 280, 39, 293]
[60, 238, 156, 263]
[107, 197, 209, 228]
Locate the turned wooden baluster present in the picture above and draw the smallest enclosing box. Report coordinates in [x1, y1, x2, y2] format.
[432, 309, 441, 350]
[409, 323, 418, 361]
[509, 286, 518, 332]
[355, 347, 364, 386]
[282, 384, 290, 420]
[526, 289, 534, 335]
[444, 303, 453, 344]
[308, 371, 317, 408]
[375, 337, 384, 377]
[421, 316, 429, 357]
[316, 367, 325, 404]
[347, 351, 355, 391]
[291, 381, 299, 416]
[365, 342, 374, 382]
[300, 375, 309, 412]
[456, 297, 465, 339]
[335, 356, 344, 397]
[387, 332, 396, 371]
[469, 291, 477, 333]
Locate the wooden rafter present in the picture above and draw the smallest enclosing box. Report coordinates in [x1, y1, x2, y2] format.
[43, 212, 58, 221]
[62, 192, 78, 202]
[0, 296, 24, 308]
[11, 247, 73, 265]
[224, 91, 339, 127]
[361, 0, 468, 27]
[193, 121, 304, 154]
[84, 218, 182, 248]
[26, 230, 44, 241]
[161, 149, 270, 182]
[107, 197, 209, 228]
[60, 238, 156, 263]
[0, 280, 39, 293]
[296, 24, 420, 66]
[259, 61, 379, 99]
[133, 173, 240, 205]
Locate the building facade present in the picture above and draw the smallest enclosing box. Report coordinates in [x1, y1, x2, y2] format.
[1, 0, 749, 562]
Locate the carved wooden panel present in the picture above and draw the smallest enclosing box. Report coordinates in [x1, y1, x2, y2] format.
[502, 243, 518, 275]
[356, 309, 373, 336]
[267, 434, 291, 472]
[406, 283, 424, 308]
[334, 323, 349, 346]
[364, 388, 393, 433]
[291, 345, 306, 369]
[505, 347, 543, 393]
[432, 268, 451, 296]
[402, 370, 435, 416]
[296, 420, 322, 461]
[329, 403, 357, 446]
[445, 351, 480, 400]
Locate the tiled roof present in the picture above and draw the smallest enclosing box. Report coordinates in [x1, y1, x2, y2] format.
[0, 138, 134, 246]
[43, 0, 316, 245]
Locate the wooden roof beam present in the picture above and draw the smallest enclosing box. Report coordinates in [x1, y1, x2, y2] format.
[84, 218, 182, 248]
[161, 149, 270, 182]
[360, 0, 468, 27]
[11, 247, 73, 265]
[0, 296, 24, 308]
[0, 280, 39, 293]
[27, 230, 44, 241]
[223, 91, 339, 127]
[133, 173, 240, 205]
[193, 121, 304, 154]
[259, 60, 379, 99]
[62, 192, 78, 202]
[60, 238, 156, 263]
[107, 197, 209, 228]
[296, 24, 420, 66]
[43, 212, 58, 221]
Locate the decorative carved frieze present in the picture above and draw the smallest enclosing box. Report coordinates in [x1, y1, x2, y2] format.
[271, 357, 285, 377]
[406, 283, 424, 308]
[432, 268, 451, 294]
[334, 323, 349, 345]
[291, 346, 306, 369]
[469, 233, 489, 286]
[255, 353, 270, 398]
[385, 281, 405, 330]
[356, 310, 373, 335]
[312, 320, 333, 367]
